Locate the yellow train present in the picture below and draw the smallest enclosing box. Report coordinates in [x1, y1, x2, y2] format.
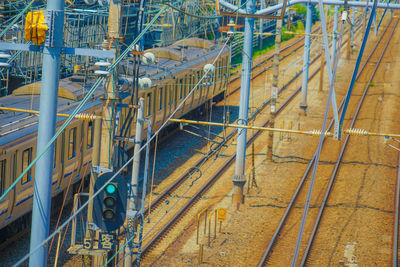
[0, 37, 230, 234]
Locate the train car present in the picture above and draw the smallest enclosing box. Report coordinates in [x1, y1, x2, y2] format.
[0, 37, 230, 233]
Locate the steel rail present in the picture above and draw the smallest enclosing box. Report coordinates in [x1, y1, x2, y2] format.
[300, 18, 399, 266]
[133, 25, 358, 263]
[141, 23, 334, 220]
[257, 17, 390, 267]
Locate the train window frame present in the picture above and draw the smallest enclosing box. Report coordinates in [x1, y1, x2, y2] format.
[68, 127, 77, 159]
[159, 87, 163, 110]
[146, 92, 152, 116]
[53, 139, 57, 169]
[12, 152, 17, 182]
[179, 78, 184, 99]
[87, 121, 94, 149]
[0, 159, 5, 194]
[21, 147, 32, 185]
[168, 85, 173, 106]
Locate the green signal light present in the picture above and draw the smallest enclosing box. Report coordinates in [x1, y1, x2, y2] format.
[105, 184, 117, 194]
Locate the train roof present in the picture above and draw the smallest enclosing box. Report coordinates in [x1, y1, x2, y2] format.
[0, 38, 228, 148]
[120, 38, 228, 83]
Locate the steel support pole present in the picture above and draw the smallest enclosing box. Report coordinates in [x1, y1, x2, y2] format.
[125, 98, 144, 267]
[266, 16, 283, 162]
[346, 12, 352, 59]
[331, 5, 339, 63]
[29, 1, 64, 266]
[351, 8, 355, 47]
[300, 1, 312, 111]
[84, 117, 102, 266]
[259, 0, 265, 50]
[232, 0, 256, 205]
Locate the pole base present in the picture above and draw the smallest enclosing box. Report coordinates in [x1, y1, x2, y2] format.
[299, 105, 307, 116]
[232, 193, 245, 206]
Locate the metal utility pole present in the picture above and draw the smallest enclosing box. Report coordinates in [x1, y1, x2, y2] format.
[100, 0, 121, 170]
[266, 16, 283, 162]
[29, 0, 64, 265]
[84, 117, 102, 266]
[299, 0, 312, 112]
[346, 10, 352, 59]
[259, 0, 265, 50]
[331, 5, 339, 64]
[232, 0, 256, 205]
[319, 36, 325, 91]
[125, 98, 144, 267]
[351, 8, 355, 46]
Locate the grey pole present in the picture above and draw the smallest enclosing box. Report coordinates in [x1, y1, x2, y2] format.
[29, 0, 64, 266]
[232, 0, 256, 205]
[266, 11, 283, 162]
[299, 0, 312, 111]
[125, 98, 144, 267]
[331, 5, 339, 63]
[259, 0, 265, 50]
[351, 7, 355, 45]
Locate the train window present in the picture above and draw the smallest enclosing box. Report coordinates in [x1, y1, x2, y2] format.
[159, 87, 163, 110]
[179, 78, 184, 99]
[0, 160, 5, 194]
[147, 93, 152, 116]
[68, 127, 77, 159]
[21, 148, 32, 184]
[53, 139, 57, 169]
[12, 152, 17, 182]
[168, 85, 173, 106]
[87, 121, 93, 149]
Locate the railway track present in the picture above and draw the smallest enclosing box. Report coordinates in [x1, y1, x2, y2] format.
[142, 17, 346, 223]
[130, 19, 362, 264]
[258, 17, 399, 267]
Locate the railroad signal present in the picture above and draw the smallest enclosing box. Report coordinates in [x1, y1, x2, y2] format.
[103, 183, 118, 221]
[93, 172, 128, 232]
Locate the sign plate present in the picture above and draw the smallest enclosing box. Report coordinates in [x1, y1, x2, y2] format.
[271, 86, 278, 99]
[98, 232, 116, 251]
[217, 208, 227, 222]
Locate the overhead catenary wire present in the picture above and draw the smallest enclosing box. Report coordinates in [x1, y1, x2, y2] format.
[291, 0, 378, 265]
[12, 33, 230, 267]
[339, 0, 378, 135]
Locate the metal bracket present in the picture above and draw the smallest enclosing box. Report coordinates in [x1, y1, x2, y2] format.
[232, 174, 246, 184]
[91, 165, 113, 174]
[87, 222, 100, 231]
[0, 42, 115, 58]
[45, 11, 56, 47]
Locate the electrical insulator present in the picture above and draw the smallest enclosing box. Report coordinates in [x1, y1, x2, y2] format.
[138, 77, 152, 90]
[0, 51, 11, 68]
[142, 52, 156, 65]
[203, 63, 215, 73]
[94, 60, 111, 76]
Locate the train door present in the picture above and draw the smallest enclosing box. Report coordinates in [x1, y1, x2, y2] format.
[5, 150, 18, 218]
[191, 71, 200, 109]
[145, 91, 154, 131]
[82, 121, 94, 177]
[155, 86, 164, 129]
[63, 125, 78, 186]
[179, 75, 187, 116]
[167, 84, 174, 118]
[58, 132, 65, 188]
[0, 152, 9, 224]
[76, 122, 84, 179]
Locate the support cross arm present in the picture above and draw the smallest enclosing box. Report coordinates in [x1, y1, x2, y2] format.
[0, 42, 115, 59]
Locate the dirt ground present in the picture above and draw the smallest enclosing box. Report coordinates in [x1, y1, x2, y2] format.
[142, 15, 400, 267]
